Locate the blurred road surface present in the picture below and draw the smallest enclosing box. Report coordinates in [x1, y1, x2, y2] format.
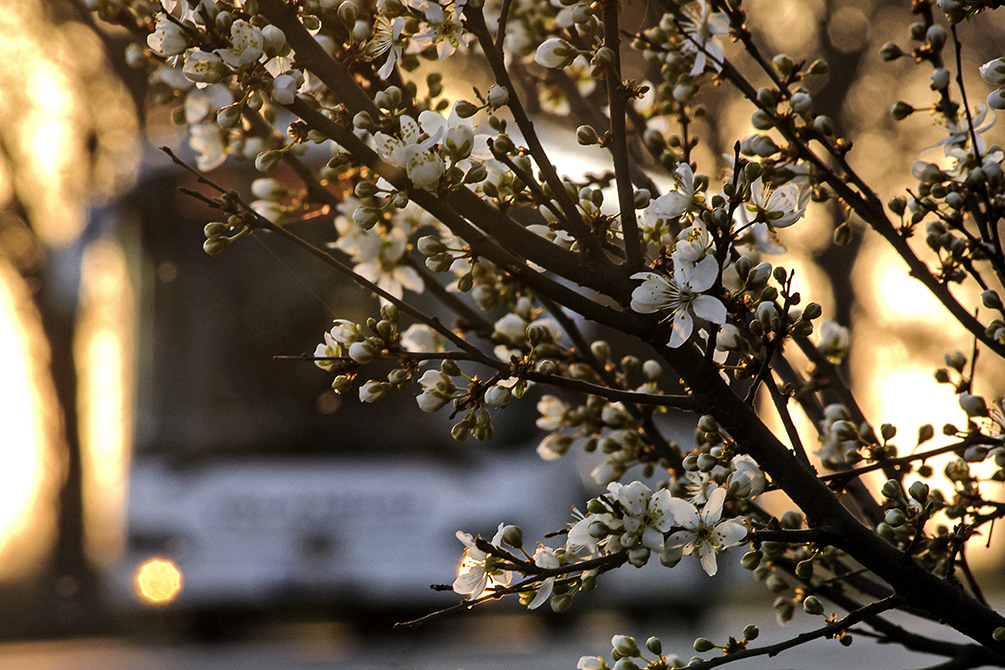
[0, 599, 989, 670]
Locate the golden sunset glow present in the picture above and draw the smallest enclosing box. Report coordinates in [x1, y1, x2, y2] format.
[76, 240, 134, 567]
[0, 258, 60, 579]
[0, 0, 137, 247]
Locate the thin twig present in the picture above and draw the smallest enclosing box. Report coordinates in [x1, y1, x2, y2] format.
[764, 373, 812, 468]
[678, 596, 903, 670]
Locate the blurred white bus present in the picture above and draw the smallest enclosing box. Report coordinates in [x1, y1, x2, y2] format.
[102, 167, 709, 620]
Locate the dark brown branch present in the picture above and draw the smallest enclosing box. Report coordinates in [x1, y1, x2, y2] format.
[601, 0, 642, 271]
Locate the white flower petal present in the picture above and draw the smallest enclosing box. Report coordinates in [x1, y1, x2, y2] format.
[691, 294, 727, 325]
[698, 543, 719, 576]
[702, 486, 727, 525]
[667, 497, 700, 530]
[713, 520, 748, 548]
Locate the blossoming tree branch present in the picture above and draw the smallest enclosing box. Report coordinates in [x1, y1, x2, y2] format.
[92, 0, 1005, 666]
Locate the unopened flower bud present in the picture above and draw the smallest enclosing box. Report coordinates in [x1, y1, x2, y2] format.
[960, 392, 989, 417]
[741, 550, 763, 570]
[203, 237, 231, 256]
[593, 46, 616, 68]
[577, 125, 600, 145]
[772, 53, 794, 76]
[353, 110, 375, 131]
[537, 359, 558, 376]
[789, 91, 812, 115]
[781, 510, 803, 529]
[535, 37, 577, 69]
[359, 380, 390, 403]
[927, 25, 947, 48]
[945, 350, 966, 371]
[930, 68, 950, 90]
[337, 1, 358, 25]
[612, 635, 639, 657]
[331, 375, 352, 394]
[501, 524, 523, 547]
[484, 385, 511, 408]
[487, 85, 509, 108]
[909, 481, 929, 504]
[802, 595, 824, 615]
[885, 508, 907, 526]
[880, 480, 904, 500]
[812, 115, 834, 135]
[806, 59, 829, 75]
[892, 101, 914, 121]
[255, 150, 282, 172]
[983, 290, 1004, 311]
[751, 110, 774, 130]
[880, 42, 903, 61]
[217, 103, 243, 128]
[767, 574, 788, 592]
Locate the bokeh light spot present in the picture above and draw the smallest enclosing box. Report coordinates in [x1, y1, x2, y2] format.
[135, 558, 183, 605]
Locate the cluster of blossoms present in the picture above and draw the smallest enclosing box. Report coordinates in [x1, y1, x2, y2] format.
[452, 479, 750, 614]
[627, 157, 811, 350]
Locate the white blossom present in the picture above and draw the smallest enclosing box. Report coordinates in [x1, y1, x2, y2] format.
[673, 222, 714, 267]
[374, 113, 446, 188]
[817, 320, 850, 362]
[183, 50, 227, 86]
[400, 323, 442, 352]
[370, 15, 405, 80]
[607, 481, 675, 554]
[147, 15, 190, 57]
[926, 103, 996, 157]
[453, 525, 512, 598]
[662, 487, 747, 576]
[536, 395, 567, 430]
[527, 546, 559, 609]
[417, 0, 467, 60]
[643, 163, 695, 223]
[416, 368, 455, 412]
[679, 0, 729, 75]
[352, 225, 424, 303]
[630, 255, 727, 348]
[494, 313, 529, 343]
[216, 19, 265, 68]
[189, 123, 227, 171]
[749, 178, 806, 229]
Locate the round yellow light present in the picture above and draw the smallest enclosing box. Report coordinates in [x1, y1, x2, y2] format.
[134, 558, 183, 605]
